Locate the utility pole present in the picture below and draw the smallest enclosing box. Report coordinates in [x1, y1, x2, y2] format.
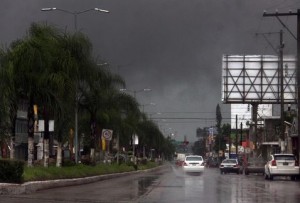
[255, 29, 285, 151]
[235, 114, 238, 157]
[263, 10, 300, 159]
[279, 30, 285, 151]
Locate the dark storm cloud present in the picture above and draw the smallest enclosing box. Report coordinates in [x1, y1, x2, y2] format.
[1, 0, 300, 141]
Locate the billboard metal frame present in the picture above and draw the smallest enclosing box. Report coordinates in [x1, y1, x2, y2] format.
[222, 55, 296, 104]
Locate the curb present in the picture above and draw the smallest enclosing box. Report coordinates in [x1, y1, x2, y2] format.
[0, 165, 165, 195]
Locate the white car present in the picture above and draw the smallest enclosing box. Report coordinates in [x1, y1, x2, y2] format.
[220, 159, 241, 174]
[264, 154, 300, 180]
[183, 155, 205, 173]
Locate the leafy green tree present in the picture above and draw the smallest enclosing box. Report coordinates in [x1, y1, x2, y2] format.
[222, 123, 231, 153]
[2, 23, 92, 166]
[0, 49, 18, 158]
[192, 139, 206, 156]
[214, 104, 222, 155]
[79, 65, 125, 162]
[161, 136, 175, 161]
[0, 22, 171, 167]
[136, 118, 161, 157]
[3, 24, 60, 166]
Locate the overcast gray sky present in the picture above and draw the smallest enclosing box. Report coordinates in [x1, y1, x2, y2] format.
[1, 0, 300, 142]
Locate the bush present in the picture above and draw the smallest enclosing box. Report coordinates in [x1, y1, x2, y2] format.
[62, 159, 76, 167]
[140, 158, 147, 165]
[33, 158, 56, 167]
[126, 161, 138, 170]
[80, 155, 91, 165]
[0, 159, 25, 183]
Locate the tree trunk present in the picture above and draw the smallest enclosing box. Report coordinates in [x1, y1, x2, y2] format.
[28, 136, 34, 167]
[44, 139, 49, 167]
[10, 136, 15, 159]
[90, 115, 97, 164]
[69, 128, 74, 161]
[27, 99, 35, 167]
[56, 142, 62, 167]
[90, 148, 95, 164]
[56, 129, 63, 167]
[10, 105, 17, 160]
[43, 107, 50, 167]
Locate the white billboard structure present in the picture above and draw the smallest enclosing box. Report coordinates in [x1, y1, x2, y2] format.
[231, 104, 272, 129]
[222, 55, 296, 150]
[222, 55, 296, 104]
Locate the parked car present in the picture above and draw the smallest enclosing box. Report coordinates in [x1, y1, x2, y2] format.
[264, 154, 300, 180]
[183, 155, 205, 173]
[244, 157, 265, 175]
[220, 158, 241, 174]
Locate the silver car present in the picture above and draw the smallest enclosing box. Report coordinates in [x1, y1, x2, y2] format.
[220, 159, 241, 174]
[264, 154, 300, 180]
[183, 155, 205, 173]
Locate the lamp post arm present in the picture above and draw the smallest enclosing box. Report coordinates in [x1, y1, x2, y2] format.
[41, 7, 109, 15]
[76, 8, 98, 15]
[41, 7, 110, 31]
[41, 8, 75, 15]
[94, 8, 110, 13]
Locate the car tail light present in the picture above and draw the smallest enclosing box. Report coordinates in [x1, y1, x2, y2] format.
[271, 160, 277, 166]
[295, 160, 299, 166]
[183, 162, 188, 166]
[201, 162, 205, 166]
[220, 164, 224, 168]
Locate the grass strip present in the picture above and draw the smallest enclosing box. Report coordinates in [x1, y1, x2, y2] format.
[23, 162, 158, 182]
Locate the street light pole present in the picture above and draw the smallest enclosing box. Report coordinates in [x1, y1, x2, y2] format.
[41, 7, 109, 31]
[41, 7, 109, 164]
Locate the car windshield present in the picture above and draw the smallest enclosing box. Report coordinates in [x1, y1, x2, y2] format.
[223, 159, 236, 164]
[274, 155, 295, 161]
[186, 156, 203, 161]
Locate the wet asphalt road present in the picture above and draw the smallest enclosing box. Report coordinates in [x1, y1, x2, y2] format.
[1, 164, 300, 203]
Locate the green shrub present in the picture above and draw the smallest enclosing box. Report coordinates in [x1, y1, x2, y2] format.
[140, 158, 147, 165]
[0, 159, 25, 183]
[62, 159, 76, 167]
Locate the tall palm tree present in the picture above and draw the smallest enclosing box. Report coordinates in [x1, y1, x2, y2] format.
[57, 31, 100, 164]
[0, 48, 18, 159]
[4, 23, 75, 166]
[5, 38, 39, 166]
[34, 25, 97, 166]
[112, 93, 141, 149]
[79, 64, 126, 162]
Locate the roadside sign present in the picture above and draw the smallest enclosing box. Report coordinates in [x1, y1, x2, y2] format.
[102, 129, 113, 141]
[245, 148, 251, 154]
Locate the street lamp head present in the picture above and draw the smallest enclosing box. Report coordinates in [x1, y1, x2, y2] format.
[97, 62, 108, 66]
[94, 8, 110, 13]
[143, 88, 151, 92]
[41, 7, 56, 11]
